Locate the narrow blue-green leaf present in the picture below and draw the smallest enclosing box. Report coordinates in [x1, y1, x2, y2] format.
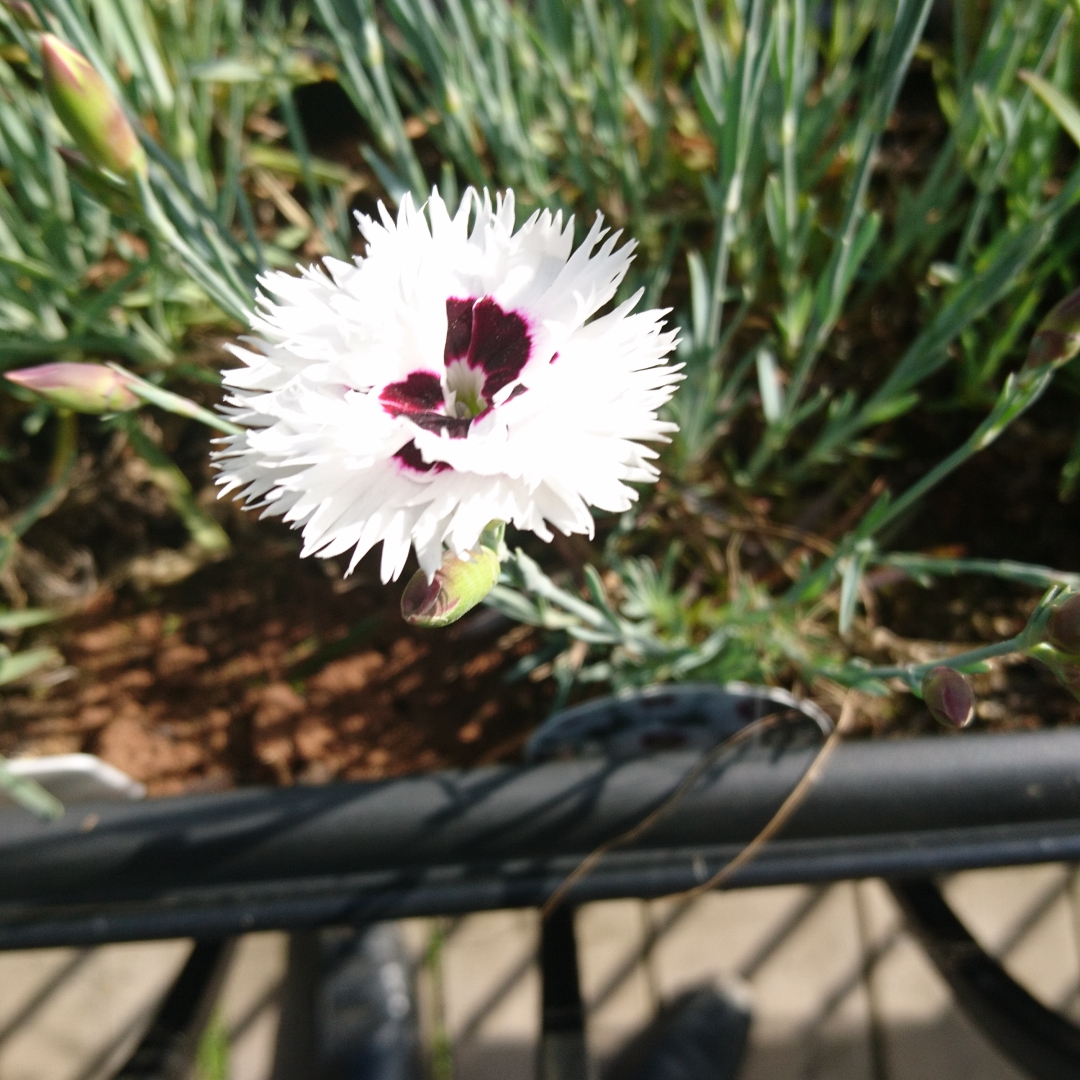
[0, 757, 63, 820]
[0, 608, 57, 631]
[1019, 68, 1080, 148]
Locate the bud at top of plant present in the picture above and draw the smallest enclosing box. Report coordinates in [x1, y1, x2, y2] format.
[922, 666, 975, 729]
[2, 0, 41, 29]
[1047, 593, 1080, 656]
[41, 34, 146, 179]
[1025, 287, 1080, 370]
[6, 362, 140, 414]
[401, 543, 501, 628]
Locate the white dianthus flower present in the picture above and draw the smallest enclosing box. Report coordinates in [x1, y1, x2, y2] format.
[215, 187, 682, 582]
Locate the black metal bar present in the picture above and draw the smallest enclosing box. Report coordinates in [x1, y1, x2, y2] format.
[539, 906, 587, 1080]
[113, 938, 234, 1080]
[891, 879, 1080, 1080]
[541, 907, 585, 1036]
[270, 932, 319, 1080]
[3, 729, 1080, 949]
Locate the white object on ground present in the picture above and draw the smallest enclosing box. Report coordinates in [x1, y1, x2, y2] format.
[1, 753, 145, 804]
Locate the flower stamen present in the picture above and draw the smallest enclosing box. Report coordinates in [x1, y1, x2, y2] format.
[445, 358, 486, 418]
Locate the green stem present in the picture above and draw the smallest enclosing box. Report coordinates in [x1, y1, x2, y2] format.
[877, 553, 1080, 591]
[112, 365, 242, 435]
[0, 410, 78, 575]
[787, 366, 1055, 604]
[863, 634, 1027, 689]
[859, 585, 1062, 690]
[877, 370, 1051, 538]
[118, 414, 230, 555]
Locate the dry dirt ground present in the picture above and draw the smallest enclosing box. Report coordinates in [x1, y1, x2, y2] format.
[0, 520, 553, 795]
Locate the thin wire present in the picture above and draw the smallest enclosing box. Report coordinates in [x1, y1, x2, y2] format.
[676, 691, 857, 902]
[540, 709, 793, 919]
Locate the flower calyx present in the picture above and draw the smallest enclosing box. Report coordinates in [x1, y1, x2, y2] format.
[401, 522, 505, 628]
[57, 147, 138, 215]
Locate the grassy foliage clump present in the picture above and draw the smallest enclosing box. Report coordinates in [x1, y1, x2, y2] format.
[314, 0, 1080, 705]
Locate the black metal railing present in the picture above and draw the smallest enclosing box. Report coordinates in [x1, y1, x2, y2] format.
[7, 725, 1080, 1078]
[3, 726, 1080, 949]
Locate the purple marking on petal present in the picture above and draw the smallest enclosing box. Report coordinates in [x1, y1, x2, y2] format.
[549, 351, 560, 364]
[380, 371, 443, 415]
[410, 413, 472, 438]
[381, 368, 472, 440]
[395, 440, 452, 473]
[467, 297, 531, 399]
[444, 297, 476, 363]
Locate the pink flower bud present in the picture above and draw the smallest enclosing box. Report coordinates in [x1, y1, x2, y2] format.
[1047, 594, 1080, 657]
[6, 362, 140, 414]
[922, 666, 975, 729]
[401, 544, 501, 628]
[41, 34, 146, 179]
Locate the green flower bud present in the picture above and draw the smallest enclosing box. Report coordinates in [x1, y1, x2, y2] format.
[2, 0, 41, 29]
[6, 362, 140, 414]
[57, 147, 137, 216]
[1025, 287, 1080, 370]
[401, 544, 501, 628]
[41, 34, 146, 179]
[1047, 594, 1080, 657]
[922, 666, 975, 729]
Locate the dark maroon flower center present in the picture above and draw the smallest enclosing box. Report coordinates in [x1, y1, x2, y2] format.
[383, 296, 532, 473]
[380, 370, 443, 414]
[444, 296, 530, 400]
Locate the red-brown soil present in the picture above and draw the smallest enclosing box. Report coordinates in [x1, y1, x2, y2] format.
[0, 524, 552, 796]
